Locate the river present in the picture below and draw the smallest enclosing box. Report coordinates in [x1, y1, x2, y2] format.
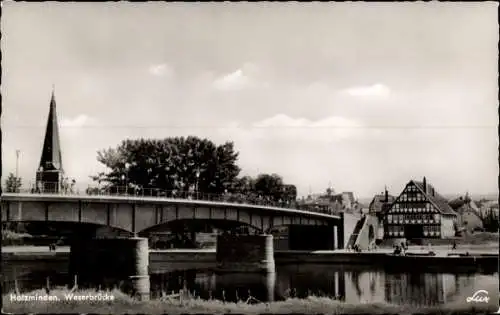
[2, 254, 498, 307]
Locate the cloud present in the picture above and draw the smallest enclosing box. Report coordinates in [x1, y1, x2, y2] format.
[344, 83, 391, 98]
[213, 69, 250, 91]
[60, 114, 92, 128]
[212, 63, 268, 91]
[220, 113, 365, 144]
[148, 63, 173, 77]
[210, 114, 369, 196]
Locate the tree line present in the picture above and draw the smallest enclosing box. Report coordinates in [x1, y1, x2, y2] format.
[90, 136, 298, 204]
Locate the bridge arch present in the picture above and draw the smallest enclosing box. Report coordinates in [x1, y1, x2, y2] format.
[138, 218, 263, 235]
[2, 220, 134, 239]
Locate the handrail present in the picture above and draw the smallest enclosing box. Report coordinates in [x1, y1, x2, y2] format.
[6, 181, 344, 216]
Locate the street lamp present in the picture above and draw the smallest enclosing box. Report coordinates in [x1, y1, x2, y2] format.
[15, 150, 21, 179]
[121, 174, 126, 195]
[195, 169, 200, 200]
[124, 162, 130, 194]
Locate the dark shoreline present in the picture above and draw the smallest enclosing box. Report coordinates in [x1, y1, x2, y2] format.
[3, 249, 498, 273]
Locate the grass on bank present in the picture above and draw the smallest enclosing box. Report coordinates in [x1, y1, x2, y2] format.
[3, 288, 497, 315]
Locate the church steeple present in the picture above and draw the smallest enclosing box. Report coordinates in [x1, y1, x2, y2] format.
[36, 87, 64, 192]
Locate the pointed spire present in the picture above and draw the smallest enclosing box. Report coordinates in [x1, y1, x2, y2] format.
[50, 84, 56, 110]
[39, 88, 63, 172]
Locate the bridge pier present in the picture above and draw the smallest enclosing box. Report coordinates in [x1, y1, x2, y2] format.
[287, 221, 344, 251]
[216, 234, 275, 273]
[69, 237, 150, 300]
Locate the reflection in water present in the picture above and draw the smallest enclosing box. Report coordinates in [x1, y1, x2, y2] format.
[149, 271, 276, 303]
[2, 260, 498, 307]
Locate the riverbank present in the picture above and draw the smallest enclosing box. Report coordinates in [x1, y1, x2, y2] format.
[3, 246, 498, 273]
[2, 288, 498, 314]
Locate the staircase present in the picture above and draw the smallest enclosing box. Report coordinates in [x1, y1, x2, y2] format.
[347, 216, 366, 249]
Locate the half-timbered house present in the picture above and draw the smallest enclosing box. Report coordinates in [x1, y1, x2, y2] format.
[383, 177, 458, 239]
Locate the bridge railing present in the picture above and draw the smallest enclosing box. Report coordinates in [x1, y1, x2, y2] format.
[11, 182, 343, 216]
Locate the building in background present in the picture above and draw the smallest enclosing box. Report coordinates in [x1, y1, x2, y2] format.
[298, 186, 358, 214]
[382, 177, 458, 240]
[341, 192, 356, 210]
[368, 188, 395, 239]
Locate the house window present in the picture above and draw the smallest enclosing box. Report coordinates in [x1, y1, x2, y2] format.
[388, 215, 393, 223]
[434, 214, 440, 223]
[423, 225, 428, 236]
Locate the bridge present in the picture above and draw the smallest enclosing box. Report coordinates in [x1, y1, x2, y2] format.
[2, 191, 345, 292]
[1, 192, 342, 238]
[2, 191, 345, 299]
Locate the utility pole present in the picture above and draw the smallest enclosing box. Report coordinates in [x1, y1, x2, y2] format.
[15, 150, 20, 178]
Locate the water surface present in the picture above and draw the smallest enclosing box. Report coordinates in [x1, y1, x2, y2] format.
[2, 259, 498, 308]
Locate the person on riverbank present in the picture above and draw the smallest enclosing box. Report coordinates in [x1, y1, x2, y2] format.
[393, 245, 401, 255]
[452, 241, 457, 250]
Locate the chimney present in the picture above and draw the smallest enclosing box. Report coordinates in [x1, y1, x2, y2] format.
[384, 186, 388, 202]
[423, 177, 427, 193]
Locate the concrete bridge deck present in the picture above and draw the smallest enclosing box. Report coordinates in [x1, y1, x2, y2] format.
[2, 192, 345, 250]
[1, 192, 341, 220]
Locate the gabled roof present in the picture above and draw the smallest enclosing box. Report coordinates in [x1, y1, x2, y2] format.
[39, 89, 63, 172]
[412, 181, 457, 216]
[369, 194, 395, 213]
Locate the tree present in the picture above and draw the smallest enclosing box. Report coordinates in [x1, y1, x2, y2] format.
[283, 184, 298, 203]
[5, 173, 22, 193]
[254, 173, 286, 201]
[232, 176, 256, 194]
[93, 136, 241, 196]
[481, 208, 499, 232]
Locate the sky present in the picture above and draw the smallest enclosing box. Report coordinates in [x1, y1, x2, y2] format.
[1, 2, 498, 199]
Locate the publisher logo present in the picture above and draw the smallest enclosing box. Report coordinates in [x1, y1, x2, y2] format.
[466, 290, 490, 303]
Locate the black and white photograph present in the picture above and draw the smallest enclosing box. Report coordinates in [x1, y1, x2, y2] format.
[1, 2, 499, 314]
